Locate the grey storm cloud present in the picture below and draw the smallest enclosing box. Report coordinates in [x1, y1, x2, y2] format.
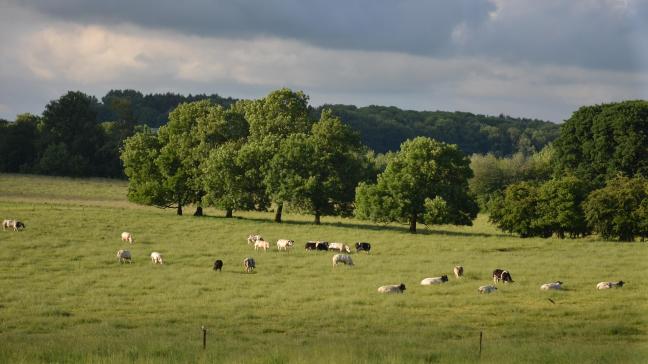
[13, 0, 648, 71]
[14, 0, 494, 55]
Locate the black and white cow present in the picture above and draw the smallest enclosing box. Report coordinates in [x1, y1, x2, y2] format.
[355, 242, 371, 253]
[492, 269, 514, 283]
[305, 241, 317, 251]
[243, 257, 256, 273]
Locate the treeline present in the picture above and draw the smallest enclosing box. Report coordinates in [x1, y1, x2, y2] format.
[0, 89, 559, 178]
[318, 104, 559, 155]
[470, 100, 648, 241]
[121, 89, 478, 233]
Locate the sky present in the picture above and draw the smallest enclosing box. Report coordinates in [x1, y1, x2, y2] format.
[1, 0, 647, 122]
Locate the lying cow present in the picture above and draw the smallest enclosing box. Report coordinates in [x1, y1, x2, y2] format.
[213, 259, 223, 272]
[2, 219, 25, 231]
[378, 283, 406, 294]
[150, 252, 164, 264]
[243, 257, 256, 273]
[329, 242, 351, 253]
[276, 239, 294, 251]
[355, 242, 371, 253]
[540, 281, 563, 290]
[332, 254, 354, 267]
[121, 232, 134, 244]
[479, 285, 497, 294]
[247, 234, 263, 245]
[254, 239, 270, 252]
[596, 281, 625, 290]
[420, 275, 449, 285]
[493, 269, 514, 283]
[116, 249, 132, 264]
[453, 266, 464, 278]
[305, 241, 317, 251]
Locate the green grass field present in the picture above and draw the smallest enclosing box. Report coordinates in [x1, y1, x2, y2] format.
[0, 174, 646, 363]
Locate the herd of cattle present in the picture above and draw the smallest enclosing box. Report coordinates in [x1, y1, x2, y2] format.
[3, 222, 625, 294]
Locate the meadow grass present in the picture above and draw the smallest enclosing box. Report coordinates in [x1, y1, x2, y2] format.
[0, 173, 647, 363]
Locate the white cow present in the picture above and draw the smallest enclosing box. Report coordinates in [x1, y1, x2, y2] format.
[332, 254, 354, 267]
[453, 266, 464, 278]
[116, 249, 132, 263]
[150, 252, 164, 264]
[597, 281, 625, 290]
[247, 234, 263, 245]
[276, 239, 294, 251]
[329, 242, 351, 253]
[254, 240, 270, 252]
[420, 275, 449, 285]
[540, 281, 563, 290]
[478, 285, 497, 293]
[378, 283, 406, 294]
[121, 232, 134, 244]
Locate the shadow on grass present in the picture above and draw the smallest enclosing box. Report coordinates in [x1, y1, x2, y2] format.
[196, 214, 510, 239]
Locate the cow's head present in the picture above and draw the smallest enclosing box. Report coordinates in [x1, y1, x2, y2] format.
[441, 275, 448, 282]
[617, 281, 625, 287]
[502, 271, 513, 282]
[399, 283, 406, 292]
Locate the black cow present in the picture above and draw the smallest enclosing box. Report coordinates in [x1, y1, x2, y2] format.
[213, 259, 223, 272]
[493, 269, 514, 283]
[305, 242, 317, 251]
[355, 242, 371, 253]
[316, 241, 329, 251]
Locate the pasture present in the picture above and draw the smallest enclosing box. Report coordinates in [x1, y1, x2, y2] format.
[0, 174, 646, 363]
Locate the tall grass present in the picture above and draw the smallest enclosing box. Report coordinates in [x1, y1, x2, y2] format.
[0, 174, 646, 363]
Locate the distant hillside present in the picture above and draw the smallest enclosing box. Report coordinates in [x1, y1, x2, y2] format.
[96, 89, 559, 156]
[315, 105, 559, 155]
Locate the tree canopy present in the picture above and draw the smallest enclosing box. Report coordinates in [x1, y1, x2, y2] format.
[355, 136, 478, 233]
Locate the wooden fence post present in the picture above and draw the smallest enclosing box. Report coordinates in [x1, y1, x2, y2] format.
[479, 331, 483, 358]
[202, 325, 207, 350]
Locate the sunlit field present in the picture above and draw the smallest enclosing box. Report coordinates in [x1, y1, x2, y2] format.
[0, 174, 646, 363]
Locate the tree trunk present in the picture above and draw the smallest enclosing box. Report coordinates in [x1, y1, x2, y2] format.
[225, 208, 233, 218]
[193, 206, 203, 216]
[409, 214, 417, 233]
[314, 212, 321, 225]
[274, 203, 283, 223]
[177, 204, 183, 216]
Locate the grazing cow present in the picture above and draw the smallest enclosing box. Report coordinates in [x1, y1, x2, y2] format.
[479, 285, 497, 294]
[453, 266, 464, 278]
[247, 234, 263, 245]
[150, 252, 164, 264]
[116, 249, 132, 264]
[420, 275, 449, 285]
[3, 219, 25, 231]
[121, 232, 134, 244]
[213, 259, 223, 271]
[378, 283, 406, 294]
[492, 269, 514, 283]
[355, 242, 371, 253]
[329, 242, 351, 253]
[316, 241, 329, 251]
[276, 239, 294, 251]
[540, 281, 563, 290]
[243, 257, 256, 273]
[596, 281, 625, 290]
[254, 240, 270, 252]
[332, 254, 354, 267]
[305, 241, 317, 251]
